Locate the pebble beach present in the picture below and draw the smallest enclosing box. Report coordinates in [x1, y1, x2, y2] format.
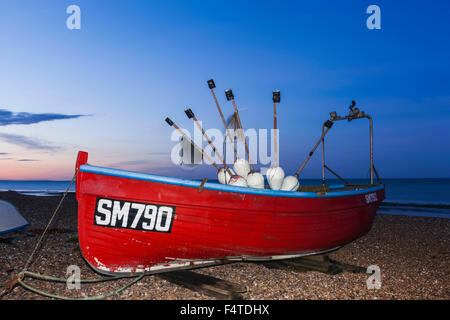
[1, 191, 448, 300]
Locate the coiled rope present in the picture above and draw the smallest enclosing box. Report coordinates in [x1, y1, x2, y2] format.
[1, 169, 145, 300]
[17, 271, 144, 300]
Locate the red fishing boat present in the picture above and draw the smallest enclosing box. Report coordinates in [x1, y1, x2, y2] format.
[75, 151, 385, 275]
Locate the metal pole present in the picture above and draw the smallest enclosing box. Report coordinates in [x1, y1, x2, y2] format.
[367, 115, 374, 184]
[207, 79, 238, 159]
[322, 125, 325, 185]
[225, 89, 254, 171]
[231, 99, 253, 170]
[373, 165, 381, 184]
[165, 118, 221, 171]
[295, 121, 333, 178]
[272, 90, 281, 168]
[274, 101, 278, 167]
[324, 165, 349, 184]
[184, 109, 233, 176]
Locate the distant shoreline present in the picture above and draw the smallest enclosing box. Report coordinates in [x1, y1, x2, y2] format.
[381, 201, 450, 209]
[0, 190, 75, 197]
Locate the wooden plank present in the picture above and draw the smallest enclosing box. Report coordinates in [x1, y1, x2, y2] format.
[283, 256, 343, 275]
[262, 255, 366, 275]
[327, 258, 367, 273]
[158, 270, 246, 300]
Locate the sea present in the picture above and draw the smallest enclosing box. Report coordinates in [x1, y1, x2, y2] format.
[0, 178, 449, 219]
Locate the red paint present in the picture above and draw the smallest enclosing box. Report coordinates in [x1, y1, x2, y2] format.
[75, 151, 385, 274]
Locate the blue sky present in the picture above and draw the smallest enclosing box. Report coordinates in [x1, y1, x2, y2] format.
[0, 0, 449, 180]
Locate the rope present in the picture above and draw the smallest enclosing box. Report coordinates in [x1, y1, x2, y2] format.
[22, 169, 77, 272]
[19, 270, 131, 283]
[17, 271, 144, 300]
[1, 169, 145, 300]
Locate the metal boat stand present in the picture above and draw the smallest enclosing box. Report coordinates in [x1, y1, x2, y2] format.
[261, 254, 367, 275]
[157, 270, 247, 300]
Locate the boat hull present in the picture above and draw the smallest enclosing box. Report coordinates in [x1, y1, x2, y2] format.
[75, 152, 385, 275]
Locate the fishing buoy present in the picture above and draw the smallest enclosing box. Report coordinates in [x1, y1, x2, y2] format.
[281, 175, 299, 191]
[228, 175, 248, 187]
[233, 158, 250, 179]
[247, 171, 265, 189]
[266, 166, 285, 190]
[217, 167, 235, 184]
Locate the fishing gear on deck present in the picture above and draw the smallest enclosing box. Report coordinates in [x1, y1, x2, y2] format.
[170, 82, 377, 191]
[165, 117, 221, 172]
[225, 89, 265, 188]
[166, 117, 247, 187]
[184, 108, 236, 185]
[208, 79, 251, 186]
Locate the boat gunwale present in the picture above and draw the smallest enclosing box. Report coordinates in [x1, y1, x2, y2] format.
[79, 164, 384, 199]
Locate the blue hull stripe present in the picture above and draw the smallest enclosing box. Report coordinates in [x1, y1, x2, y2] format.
[80, 164, 384, 199]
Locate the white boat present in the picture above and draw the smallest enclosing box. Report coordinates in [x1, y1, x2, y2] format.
[0, 200, 29, 234]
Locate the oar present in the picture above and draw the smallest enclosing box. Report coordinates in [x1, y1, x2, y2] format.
[207, 79, 238, 160]
[266, 90, 285, 190]
[184, 108, 235, 184]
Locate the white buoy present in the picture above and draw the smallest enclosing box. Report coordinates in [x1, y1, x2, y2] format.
[280, 175, 299, 191]
[228, 175, 248, 187]
[266, 166, 285, 190]
[217, 168, 235, 184]
[247, 171, 265, 189]
[233, 158, 250, 179]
